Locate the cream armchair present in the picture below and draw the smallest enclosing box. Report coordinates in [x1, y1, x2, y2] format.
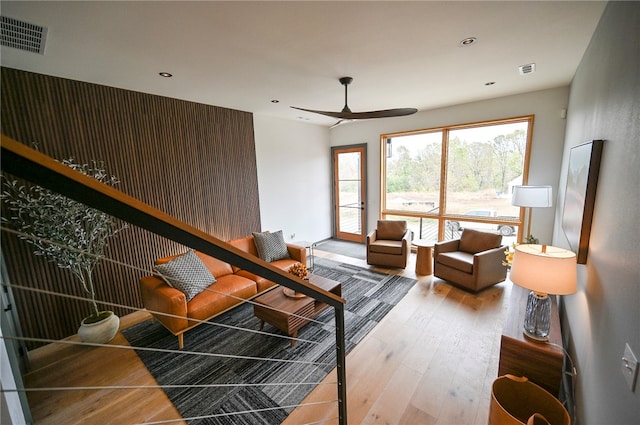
[433, 228, 507, 292]
[366, 220, 412, 268]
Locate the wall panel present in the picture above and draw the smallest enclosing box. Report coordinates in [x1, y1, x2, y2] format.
[1, 68, 261, 349]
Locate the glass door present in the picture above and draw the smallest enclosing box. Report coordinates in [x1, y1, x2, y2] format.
[333, 145, 366, 242]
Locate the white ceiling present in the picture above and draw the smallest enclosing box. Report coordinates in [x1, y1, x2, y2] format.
[1, 1, 606, 126]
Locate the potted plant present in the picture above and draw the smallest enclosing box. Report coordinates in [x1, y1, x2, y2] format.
[1, 154, 127, 344]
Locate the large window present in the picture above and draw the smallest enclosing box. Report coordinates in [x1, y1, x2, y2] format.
[382, 116, 533, 243]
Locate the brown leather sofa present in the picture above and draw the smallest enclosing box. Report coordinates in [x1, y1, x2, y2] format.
[139, 235, 305, 348]
[433, 228, 507, 292]
[366, 220, 412, 268]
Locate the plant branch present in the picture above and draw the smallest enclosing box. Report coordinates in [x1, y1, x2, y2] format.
[2, 153, 126, 321]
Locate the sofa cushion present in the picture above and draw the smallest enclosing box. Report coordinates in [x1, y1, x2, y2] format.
[458, 228, 502, 254]
[228, 235, 259, 257]
[437, 251, 475, 274]
[187, 274, 257, 322]
[153, 250, 216, 301]
[270, 257, 300, 270]
[252, 230, 290, 262]
[234, 270, 278, 293]
[193, 251, 234, 278]
[376, 220, 407, 240]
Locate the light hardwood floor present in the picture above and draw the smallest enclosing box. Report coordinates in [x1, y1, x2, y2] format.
[284, 250, 511, 425]
[23, 248, 512, 425]
[24, 312, 186, 425]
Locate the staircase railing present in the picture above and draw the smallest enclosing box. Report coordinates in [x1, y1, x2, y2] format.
[1, 134, 348, 424]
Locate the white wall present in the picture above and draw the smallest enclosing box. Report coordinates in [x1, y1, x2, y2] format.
[553, 3, 640, 423]
[253, 114, 332, 244]
[330, 87, 570, 244]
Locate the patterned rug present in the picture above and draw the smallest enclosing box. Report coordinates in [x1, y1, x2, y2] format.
[123, 257, 416, 424]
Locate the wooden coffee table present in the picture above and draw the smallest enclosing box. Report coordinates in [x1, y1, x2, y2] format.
[253, 274, 341, 347]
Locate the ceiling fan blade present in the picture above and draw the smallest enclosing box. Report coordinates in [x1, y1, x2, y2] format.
[291, 106, 418, 120]
[291, 106, 350, 119]
[341, 108, 418, 119]
[291, 76, 418, 121]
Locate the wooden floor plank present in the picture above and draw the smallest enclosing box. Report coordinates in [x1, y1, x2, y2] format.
[360, 363, 423, 425]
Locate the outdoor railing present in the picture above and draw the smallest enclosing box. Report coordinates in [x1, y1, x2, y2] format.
[1, 135, 348, 424]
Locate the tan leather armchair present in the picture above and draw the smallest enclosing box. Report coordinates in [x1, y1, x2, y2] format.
[366, 220, 412, 268]
[433, 228, 507, 292]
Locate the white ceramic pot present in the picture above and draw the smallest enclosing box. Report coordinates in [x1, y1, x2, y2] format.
[78, 311, 120, 344]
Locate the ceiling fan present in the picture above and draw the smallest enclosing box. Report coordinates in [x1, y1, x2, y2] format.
[291, 77, 418, 121]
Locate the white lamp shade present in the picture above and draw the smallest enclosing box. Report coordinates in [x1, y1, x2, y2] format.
[510, 244, 577, 295]
[511, 185, 553, 207]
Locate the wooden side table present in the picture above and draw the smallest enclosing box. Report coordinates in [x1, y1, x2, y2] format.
[412, 239, 435, 275]
[498, 283, 564, 396]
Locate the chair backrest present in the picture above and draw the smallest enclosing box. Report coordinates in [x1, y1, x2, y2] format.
[458, 228, 502, 254]
[376, 220, 407, 240]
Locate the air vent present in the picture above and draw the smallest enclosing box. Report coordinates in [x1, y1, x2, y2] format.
[519, 63, 536, 75]
[1, 16, 47, 54]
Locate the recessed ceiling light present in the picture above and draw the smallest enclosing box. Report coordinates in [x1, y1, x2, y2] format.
[485, 81, 496, 86]
[271, 99, 280, 103]
[158, 72, 173, 78]
[460, 37, 477, 46]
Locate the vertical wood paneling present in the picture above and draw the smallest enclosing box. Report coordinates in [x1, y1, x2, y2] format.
[1, 68, 261, 350]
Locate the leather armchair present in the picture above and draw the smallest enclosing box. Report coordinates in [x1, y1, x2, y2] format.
[366, 220, 412, 268]
[433, 228, 507, 292]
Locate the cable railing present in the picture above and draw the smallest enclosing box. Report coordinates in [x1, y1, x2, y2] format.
[1, 271, 340, 424]
[1, 135, 348, 424]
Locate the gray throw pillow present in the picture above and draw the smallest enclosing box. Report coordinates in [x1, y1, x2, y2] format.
[252, 230, 290, 262]
[153, 250, 216, 301]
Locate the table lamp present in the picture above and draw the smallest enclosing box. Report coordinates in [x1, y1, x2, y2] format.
[511, 185, 553, 242]
[510, 244, 577, 341]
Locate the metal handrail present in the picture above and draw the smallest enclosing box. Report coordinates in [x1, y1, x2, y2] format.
[1, 134, 348, 424]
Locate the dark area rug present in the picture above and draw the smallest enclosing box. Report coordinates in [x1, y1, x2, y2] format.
[122, 257, 416, 424]
[314, 239, 366, 260]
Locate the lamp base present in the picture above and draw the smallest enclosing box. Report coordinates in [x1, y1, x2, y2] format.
[523, 331, 550, 342]
[523, 291, 551, 342]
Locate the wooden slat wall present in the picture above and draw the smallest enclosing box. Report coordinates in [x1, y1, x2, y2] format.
[1, 68, 261, 349]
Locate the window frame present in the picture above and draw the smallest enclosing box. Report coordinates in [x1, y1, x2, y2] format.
[380, 115, 534, 242]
